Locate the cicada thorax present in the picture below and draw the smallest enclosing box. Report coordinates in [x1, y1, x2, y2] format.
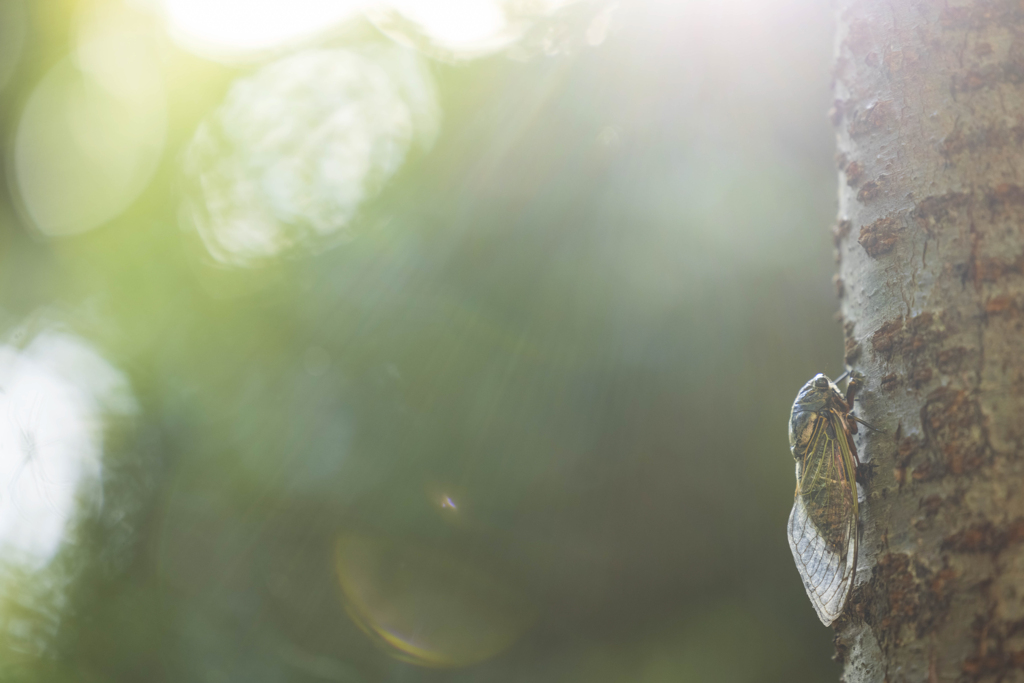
[788, 407, 817, 460]
[789, 375, 854, 462]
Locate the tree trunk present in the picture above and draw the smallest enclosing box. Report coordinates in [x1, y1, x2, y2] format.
[833, 1, 1024, 681]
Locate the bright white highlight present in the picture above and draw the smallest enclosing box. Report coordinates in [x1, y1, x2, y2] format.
[364, 0, 593, 59]
[386, 0, 507, 48]
[158, 0, 364, 61]
[0, 331, 135, 570]
[151, 0, 596, 62]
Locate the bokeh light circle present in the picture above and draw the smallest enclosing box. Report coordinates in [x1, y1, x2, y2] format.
[0, 329, 136, 570]
[182, 46, 439, 267]
[11, 8, 166, 237]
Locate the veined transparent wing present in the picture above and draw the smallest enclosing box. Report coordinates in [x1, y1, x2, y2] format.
[787, 410, 859, 626]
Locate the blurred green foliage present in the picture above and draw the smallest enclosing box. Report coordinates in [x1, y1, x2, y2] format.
[0, 1, 845, 681]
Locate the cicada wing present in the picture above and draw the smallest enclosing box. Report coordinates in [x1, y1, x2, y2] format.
[787, 414, 858, 626]
[788, 496, 857, 625]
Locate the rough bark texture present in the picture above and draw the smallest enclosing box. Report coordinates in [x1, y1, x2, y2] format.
[833, 1, 1024, 682]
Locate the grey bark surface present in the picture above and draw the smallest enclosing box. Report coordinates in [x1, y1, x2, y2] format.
[833, 1, 1024, 682]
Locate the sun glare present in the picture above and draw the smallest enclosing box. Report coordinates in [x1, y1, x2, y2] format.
[157, 0, 365, 61]
[151, 0, 592, 62]
[387, 0, 507, 48]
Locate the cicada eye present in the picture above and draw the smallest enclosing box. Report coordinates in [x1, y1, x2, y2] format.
[813, 376, 829, 389]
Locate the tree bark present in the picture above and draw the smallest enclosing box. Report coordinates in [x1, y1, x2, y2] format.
[833, 1, 1024, 681]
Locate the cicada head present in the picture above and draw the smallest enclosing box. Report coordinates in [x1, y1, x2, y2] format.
[794, 373, 837, 408]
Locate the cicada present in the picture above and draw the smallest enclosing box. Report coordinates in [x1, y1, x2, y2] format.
[787, 371, 866, 626]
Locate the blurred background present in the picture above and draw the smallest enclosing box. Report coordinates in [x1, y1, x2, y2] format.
[0, 0, 845, 681]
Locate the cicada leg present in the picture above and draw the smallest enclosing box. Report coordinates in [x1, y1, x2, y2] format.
[844, 422, 861, 466]
[855, 458, 877, 486]
[844, 372, 864, 408]
[851, 414, 883, 433]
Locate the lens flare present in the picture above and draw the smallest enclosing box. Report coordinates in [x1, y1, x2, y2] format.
[335, 534, 536, 668]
